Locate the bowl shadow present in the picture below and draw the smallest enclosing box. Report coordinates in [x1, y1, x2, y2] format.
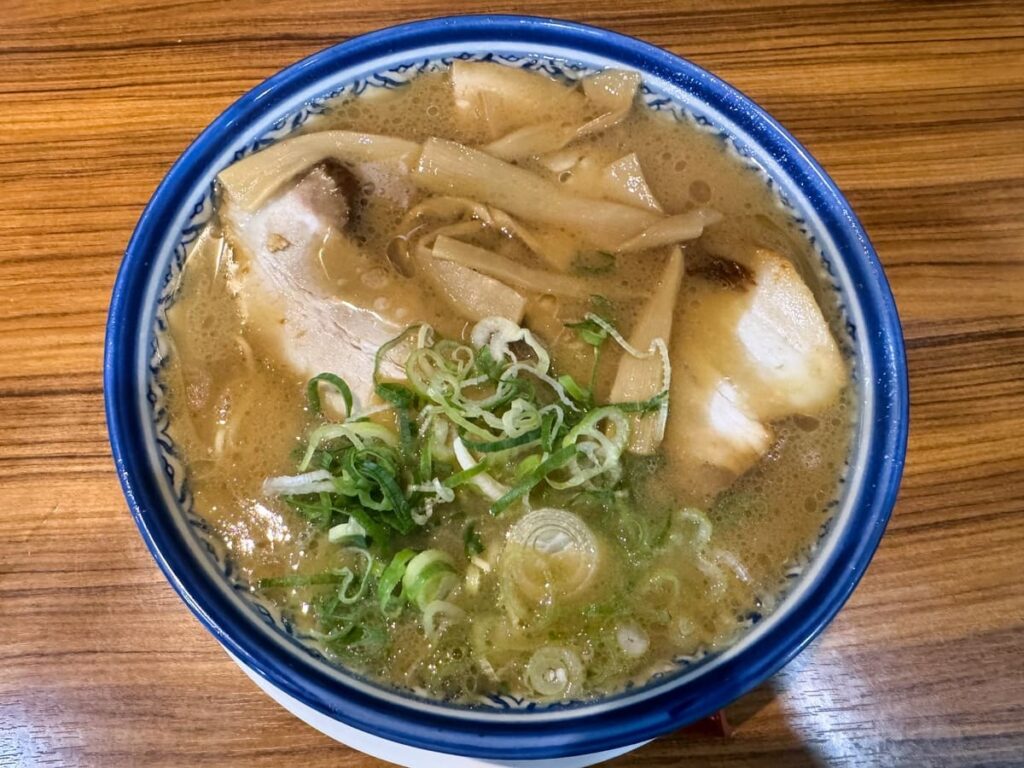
[608, 677, 827, 767]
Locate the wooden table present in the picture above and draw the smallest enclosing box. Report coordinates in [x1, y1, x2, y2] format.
[2, 1, 1022, 765]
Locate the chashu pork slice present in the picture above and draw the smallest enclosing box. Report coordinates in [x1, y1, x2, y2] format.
[664, 249, 846, 499]
[221, 162, 403, 412]
[706, 249, 847, 422]
[663, 342, 772, 499]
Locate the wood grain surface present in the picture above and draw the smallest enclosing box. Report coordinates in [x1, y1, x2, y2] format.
[2, 1, 1023, 766]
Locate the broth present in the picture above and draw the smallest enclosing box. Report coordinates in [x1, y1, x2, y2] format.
[163, 62, 853, 703]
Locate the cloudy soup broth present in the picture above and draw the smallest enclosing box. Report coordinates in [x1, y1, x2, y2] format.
[164, 60, 854, 703]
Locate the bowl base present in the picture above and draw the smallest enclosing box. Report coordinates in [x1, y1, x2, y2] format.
[227, 650, 649, 767]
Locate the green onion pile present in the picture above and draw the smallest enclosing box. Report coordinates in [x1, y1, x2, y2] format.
[258, 314, 670, 667]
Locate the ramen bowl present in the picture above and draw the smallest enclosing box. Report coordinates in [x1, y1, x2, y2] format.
[104, 14, 908, 767]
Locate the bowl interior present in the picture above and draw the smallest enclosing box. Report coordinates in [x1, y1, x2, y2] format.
[106, 15, 907, 759]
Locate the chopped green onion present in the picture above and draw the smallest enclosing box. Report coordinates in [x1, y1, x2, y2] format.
[566, 316, 610, 348]
[375, 381, 417, 456]
[436, 398, 496, 440]
[459, 427, 542, 454]
[443, 462, 488, 489]
[588, 344, 602, 394]
[671, 507, 713, 549]
[321, 622, 386, 655]
[515, 453, 542, 479]
[417, 436, 433, 484]
[539, 409, 560, 453]
[557, 374, 592, 406]
[373, 325, 423, 384]
[572, 250, 616, 275]
[526, 646, 584, 698]
[338, 504, 390, 546]
[375, 381, 416, 408]
[298, 422, 399, 471]
[334, 549, 374, 605]
[421, 600, 465, 640]
[402, 549, 457, 609]
[464, 522, 484, 557]
[307, 373, 354, 418]
[358, 459, 414, 534]
[490, 444, 579, 515]
[611, 390, 668, 414]
[378, 548, 417, 616]
[473, 344, 503, 381]
[283, 491, 336, 530]
[328, 518, 368, 548]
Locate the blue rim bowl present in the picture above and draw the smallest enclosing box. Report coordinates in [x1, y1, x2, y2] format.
[104, 14, 908, 760]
